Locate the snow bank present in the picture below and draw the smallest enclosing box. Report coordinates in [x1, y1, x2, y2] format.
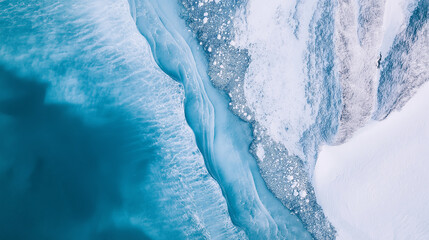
[314, 82, 429, 239]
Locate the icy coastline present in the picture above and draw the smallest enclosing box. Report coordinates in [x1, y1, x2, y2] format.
[131, 0, 312, 239]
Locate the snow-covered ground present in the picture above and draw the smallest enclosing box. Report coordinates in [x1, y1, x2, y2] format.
[314, 82, 429, 239]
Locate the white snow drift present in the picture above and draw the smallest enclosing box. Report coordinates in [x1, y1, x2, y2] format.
[314, 82, 429, 240]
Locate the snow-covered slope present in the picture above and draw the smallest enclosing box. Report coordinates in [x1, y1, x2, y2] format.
[314, 82, 429, 239]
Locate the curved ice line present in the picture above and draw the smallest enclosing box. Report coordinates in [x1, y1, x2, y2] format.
[129, 0, 312, 239]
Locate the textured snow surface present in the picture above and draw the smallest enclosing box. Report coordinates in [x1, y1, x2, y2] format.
[179, 0, 427, 238]
[315, 82, 429, 240]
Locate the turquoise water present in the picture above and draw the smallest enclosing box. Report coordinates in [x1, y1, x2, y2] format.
[0, 0, 311, 239]
[0, 1, 242, 239]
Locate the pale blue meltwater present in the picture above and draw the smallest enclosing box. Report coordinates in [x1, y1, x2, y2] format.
[131, 0, 312, 239]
